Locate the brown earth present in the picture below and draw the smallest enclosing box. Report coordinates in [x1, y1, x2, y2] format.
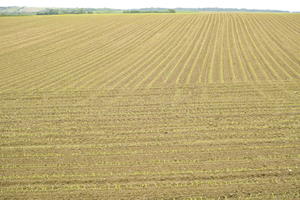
[0, 13, 299, 199]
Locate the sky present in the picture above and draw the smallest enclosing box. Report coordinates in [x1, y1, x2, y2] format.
[0, 0, 299, 11]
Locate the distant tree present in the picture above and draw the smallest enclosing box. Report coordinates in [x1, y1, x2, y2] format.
[37, 9, 59, 15]
[168, 9, 176, 13]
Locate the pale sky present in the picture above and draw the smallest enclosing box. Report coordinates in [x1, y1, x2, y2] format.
[0, 0, 299, 11]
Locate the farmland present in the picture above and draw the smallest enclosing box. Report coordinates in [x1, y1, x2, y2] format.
[0, 13, 300, 199]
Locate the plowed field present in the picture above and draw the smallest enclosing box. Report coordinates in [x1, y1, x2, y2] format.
[0, 13, 300, 199]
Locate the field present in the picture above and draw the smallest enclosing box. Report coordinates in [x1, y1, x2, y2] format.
[0, 13, 299, 199]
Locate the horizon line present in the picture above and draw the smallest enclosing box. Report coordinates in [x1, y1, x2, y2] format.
[1, 6, 299, 12]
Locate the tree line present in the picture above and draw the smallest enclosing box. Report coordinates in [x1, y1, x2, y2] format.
[36, 8, 114, 15]
[1, 7, 291, 16]
[123, 9, 176, 13]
